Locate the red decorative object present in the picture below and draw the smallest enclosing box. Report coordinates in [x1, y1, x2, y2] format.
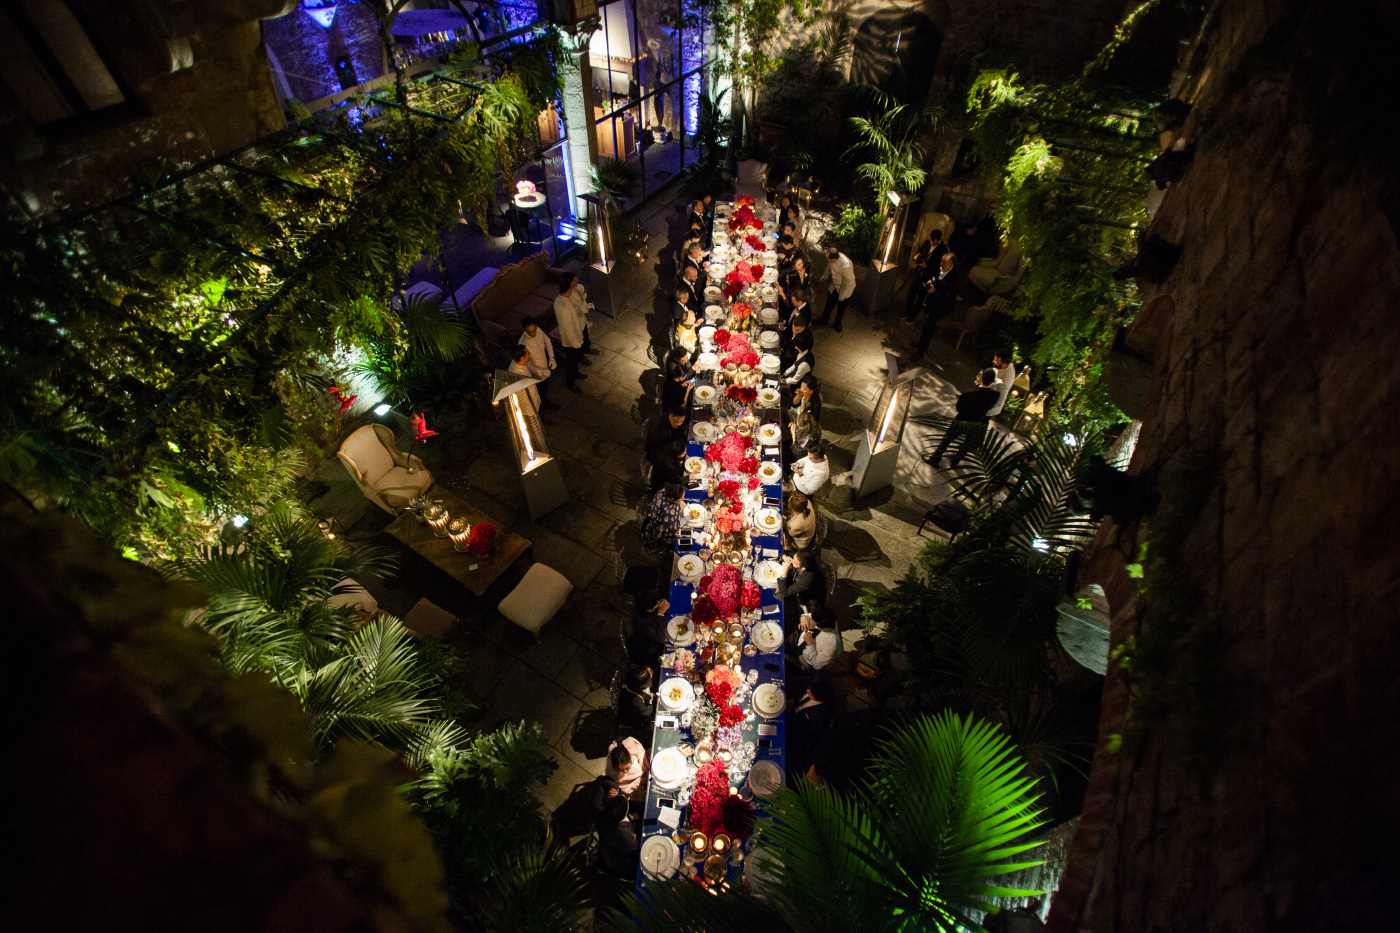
[328, 386, 357, 432]
[745, 234, 766, 252]
[713, 328, 733, 350]
[689, 760, 731, 835]
[700, 564, 743, 617]
[705, 666, 741, 706]
[747, 477, 760, 490]
[717, 478, 741, 502]
[713, 505, 748, 534]
[720, 794, 755, 839]
[735, 195, 756, 209]
[462, 521, 497, 556]
[737, 455, 760, 475]
[729, 302, 754, 322]
[704, 432, 754, 473]
[727, 205, 759, 233]
[741, 580, 762, 610]
[692, 595, 720, 627]
[720, 349, 760, 369]
[726, 385, 757, 404]
[719, 704, 745, 728]
[406, 411, 438, 468]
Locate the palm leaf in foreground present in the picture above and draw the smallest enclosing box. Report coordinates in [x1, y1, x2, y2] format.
[604, 873, 795, 933]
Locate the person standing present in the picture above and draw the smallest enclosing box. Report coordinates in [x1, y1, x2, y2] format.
[905, 229, 947, 322]
[987, 349, 1017, 418]
[925, 368, 1001, 468]
[913, 251, 962, 358]
[817, 247, 856, 331]
[508, 346, 543, 412]
[554, 272, 591, 392]
[517, 317, 559, 411]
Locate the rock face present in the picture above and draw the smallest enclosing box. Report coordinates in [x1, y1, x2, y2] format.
[1050, 2, 1400, 930]
[2, 0, 288, 220]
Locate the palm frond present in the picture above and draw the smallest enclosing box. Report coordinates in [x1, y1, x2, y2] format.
[398, 291, 471, 362]
[606, 876, 796, 933]
[478, 847, 589, 933]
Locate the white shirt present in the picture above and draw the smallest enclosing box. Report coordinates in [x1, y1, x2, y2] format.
[518, 327, 555, 374]
[606, 736, 648, 796]
[823, 253, 855, 300]
[800, 629, 839, 670]
[783, 352, 812, 385]
[507, 360, 540, 410]
[792, 455, 829, 496]
[988, 362, 1016, 416]
[554, 288, 589, 348]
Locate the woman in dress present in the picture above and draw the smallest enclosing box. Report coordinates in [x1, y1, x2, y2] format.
[639, 482, 687, 552]
[778, 255, 811, 320]
[788, 410, 822, 464]
[673, 287, 697, 349]
[777, 195, 802, 234]
[790, 375, 823, 425]
[784, 491, 817, 551]
[660, 346, 695, 411]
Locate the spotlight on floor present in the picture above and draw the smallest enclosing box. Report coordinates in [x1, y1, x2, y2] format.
[373, 403, 392, 416]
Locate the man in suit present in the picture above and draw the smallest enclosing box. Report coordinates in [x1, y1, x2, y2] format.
[682, 242, 708, 278]
[913, 251, 963, 358]
[925, 368, 1002, 468]
[790, 680, 836, 778]
[905, 230, 947, 322]
[678, 264, 702, 316]
[645, 408, 688, 491]
[626, 590, 671, 665]
[777, 548, 826, 632]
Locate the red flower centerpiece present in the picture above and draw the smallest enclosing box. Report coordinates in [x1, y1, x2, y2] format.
[692, 594, 720, 627]
[745, 234, 766, 252]
[705, 666, 741, 706]
[713, 505, 748, 535]
[728, 205, 759, 233]
[720, 349, 760, 369]
[463, 521, 496, 556]
[741, 580, 762, 610]
[716, 478, 742, 502]
[726, 385, 757, 404]
[723, 264, 756, 299]
[713, 328, 733, 350]
[735, 195, 756, 209]
[704, 432, 754, 473]
[730, 301, 754, 323]
[719, 703, 746, 728]
[700, 564, 743, 617]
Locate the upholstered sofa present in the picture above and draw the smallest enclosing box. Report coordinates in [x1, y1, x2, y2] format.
[337, 424, 433, 514]
[468, 252, 570, 352]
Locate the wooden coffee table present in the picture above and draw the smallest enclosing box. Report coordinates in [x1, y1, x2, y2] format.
[386, 488, 531, 597]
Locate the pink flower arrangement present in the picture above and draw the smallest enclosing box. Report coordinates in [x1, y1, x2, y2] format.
[728, 205, 758, 233]
[717, 478, 742, 502]
[718, 707, 745, 731]
[723, 264, 755, 299]
[706, 666, 741, 706]
[737, 455, 760, 475]
[689, 761, 732, 835]
[673, 648, 696, 672]
[713, 505, 748, 535]
[745, 234, 766, 252]
[730, 302, 754, 322]
[741, 580, 762, 610]
[726, 333, 752, 353]
[747, 477, 760, 490]
[705, 432, 754, 472]
[701, 564, 743, 617]
[735, 195, 756, 209]
[720, 349, 760, 368]
[726, 385, 757, 404]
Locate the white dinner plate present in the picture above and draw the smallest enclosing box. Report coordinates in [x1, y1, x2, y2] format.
[694, 384, 718, 405]
[683, 502, 708, 527]
[748, 760, 783, 798]
[762, 267, 779, 282]
[758, 460, 782, 483]
[759, 330, 781, 348]
[641, 835, 680, 878]
[708, 263, 728, 278]
[696, 351, 719, 370]
[677, 553, 705, 581]
[751, 621, 784, 652]
[760, 353, 781, 373]
[755, 507, 782, 534]
[757, 387, 781, 409]
[685, 455, 706, 475]
[668, 615, 696, 646]
[692, 421, 717, 442]
[758, 423, 782, 445]
[762, 250, 778, 265]
[659, 678, 696, 713]
[753, 683, 785, 717]
[755, 559, 783, 588]
[704, 285, 723, 300]
[759, 308, 779, 326]
[652, 745, 689, 785]
[699, 325, 716, 346]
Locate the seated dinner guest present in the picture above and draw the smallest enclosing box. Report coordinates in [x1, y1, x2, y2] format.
[606, 735, 649, 797]
[625, 591, 671, 664]
[790, 374, 822, 424]
[661, 348, 695, 412]
[617, 664, 655, 736]
[784, 491, 816, 551]
[777, 548, 827, 629]
[674, 288, 697, 346]
[788, 410, 821, 464]
[783, 330, 814, 386]
[789, 604, 839, 672]
[779, 259, 811, 319]
[790, 444, 830, 497]
[638, 481, 687, 551]
[646, 407, 689, 491]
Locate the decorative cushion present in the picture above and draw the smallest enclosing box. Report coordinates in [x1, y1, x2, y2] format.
[498, 563, 572, 635]
[341, 427, 396, 485]
[327, 577, 377, 615]
[967, 263, 1002, 292]
[403, 597, 457, 640]
[375, 465, 432, 508]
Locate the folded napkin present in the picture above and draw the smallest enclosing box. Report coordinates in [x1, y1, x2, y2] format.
[658, 806, 683, 829]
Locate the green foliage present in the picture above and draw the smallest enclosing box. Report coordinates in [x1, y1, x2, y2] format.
[965, 65, 1158, 433]
[822, 204, 884, 265]
[844, 87, 939, 212]
[409, 721, 559, 895]
[476, 847, 589, 933]
[757, 14, 852, 180]
[613, 712, 1047, 933]
[699, 0, 816, 89]
[589, 159, 642, 207]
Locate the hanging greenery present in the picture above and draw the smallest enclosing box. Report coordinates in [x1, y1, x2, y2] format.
[965, 63, 1160, 431]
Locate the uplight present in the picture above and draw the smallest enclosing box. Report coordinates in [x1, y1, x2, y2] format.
[231, 515, 249, 528]
[373, 403, 392, 416]
[1063, 433, 1079, 447]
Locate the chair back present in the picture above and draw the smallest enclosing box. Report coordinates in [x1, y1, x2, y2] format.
[339, 425, 397, 485]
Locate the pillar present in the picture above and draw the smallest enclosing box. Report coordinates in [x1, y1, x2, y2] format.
[557, 22, 601, 223]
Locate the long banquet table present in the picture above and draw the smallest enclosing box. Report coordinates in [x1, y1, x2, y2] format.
[634, 199, 789, 893]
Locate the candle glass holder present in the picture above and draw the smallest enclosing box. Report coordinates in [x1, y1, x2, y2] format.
[448, 517, 470, 552]
[424, 503, 449, 538]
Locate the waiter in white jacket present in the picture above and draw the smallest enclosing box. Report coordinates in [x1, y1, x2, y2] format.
[517, 316, 560, 411]
[553, 272, 597, 393]
[816, 247, 856, 332]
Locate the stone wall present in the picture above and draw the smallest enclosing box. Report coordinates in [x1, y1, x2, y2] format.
[1, 0, 289, 220]
[1050, 1, 1400, 929]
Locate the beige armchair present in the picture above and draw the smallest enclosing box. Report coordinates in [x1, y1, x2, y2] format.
[337, 424, 433, 514]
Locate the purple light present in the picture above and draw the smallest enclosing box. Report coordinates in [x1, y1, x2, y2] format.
[302, 0, 337, 29]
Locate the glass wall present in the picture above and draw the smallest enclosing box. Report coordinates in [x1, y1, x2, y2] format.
[590, 0, 708, 209]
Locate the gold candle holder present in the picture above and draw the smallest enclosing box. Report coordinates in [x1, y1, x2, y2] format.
[448, 518, 470, 552]
[695, 740, 714, 764]
[728, 621, 744, 641]
[689, 831, 709, 855]
[711, 833, 731, 855]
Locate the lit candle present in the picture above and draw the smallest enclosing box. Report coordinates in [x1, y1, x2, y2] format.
[689, 832, 709, 855]
[425, 503, 450, 538]
[711, 833, 730, 855]
[448, 518, 470, 552]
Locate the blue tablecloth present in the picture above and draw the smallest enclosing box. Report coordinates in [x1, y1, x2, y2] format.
[635, 369, 787, 890]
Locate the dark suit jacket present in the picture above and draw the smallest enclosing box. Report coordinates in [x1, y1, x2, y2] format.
[777, 565, 827, 606]
[683, 255, 705, 278]
[678, 278, 701, 313]
[925, 264, 962, 317]
[954, 386, 1001, 422]
[792, 701, 835, 752]
[626, 608, 668, 663]
[617, 688, 655, 734]
[646, 417, 687, 462]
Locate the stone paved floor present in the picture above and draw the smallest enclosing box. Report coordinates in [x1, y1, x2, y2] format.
[302, 187, 1019, 817]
